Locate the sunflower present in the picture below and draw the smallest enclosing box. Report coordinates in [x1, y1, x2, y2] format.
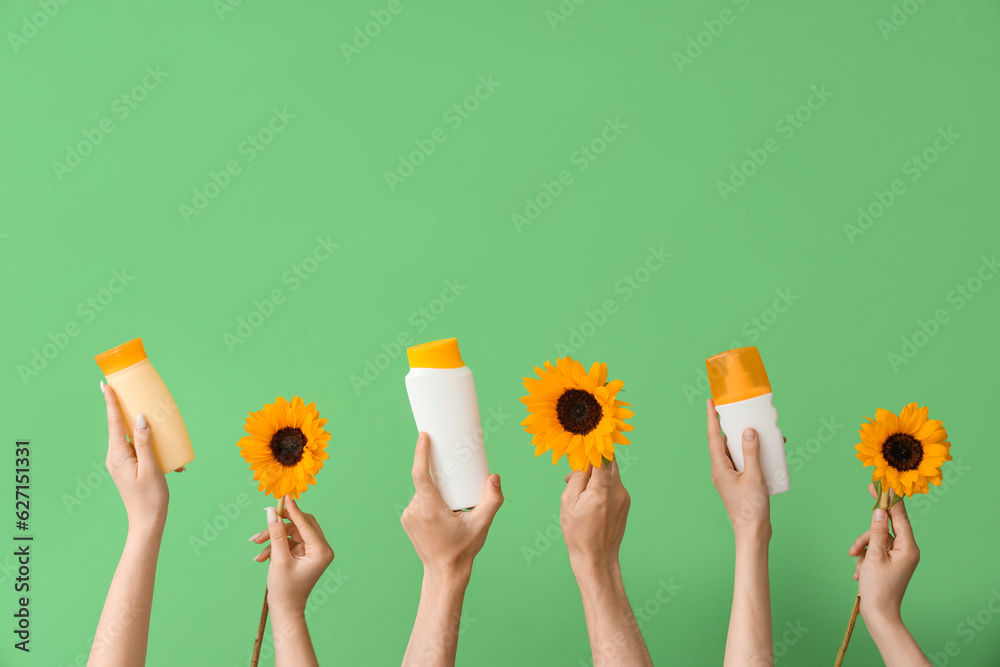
[237, 396, 330, 500]
[855, 402, 951, 497]
[520, 357, 634, 471]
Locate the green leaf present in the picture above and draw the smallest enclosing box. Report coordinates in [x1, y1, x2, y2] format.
[887, 494, 903, 510]
[871, 479, 883, 509]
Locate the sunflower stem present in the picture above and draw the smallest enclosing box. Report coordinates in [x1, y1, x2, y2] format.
[251, 586, 268, 667]
[251, 498, 284, 667]
[878, 488, 890, 510]
[835, 595, 861, 666]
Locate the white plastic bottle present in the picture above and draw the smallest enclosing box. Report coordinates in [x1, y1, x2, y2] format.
[706, 347, 789, 495]
[404, 338, 490, 510]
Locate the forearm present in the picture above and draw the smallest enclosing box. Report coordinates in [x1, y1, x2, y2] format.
[725, 532, 772, 667]
[573, 562, 652, 667]
[271, 607, 320, 667]
[402, 567, 470, 667]
[88, 524, 163, 667]
[865, 613, 931, 667]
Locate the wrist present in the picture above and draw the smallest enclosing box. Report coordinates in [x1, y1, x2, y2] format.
[125, 519, 165, 544]
[269, 601, 307, 622]
[423, 562, 472, 590]
[571, 558, 623, 591]
[863, 605, 904, 633]
[734, 521, 771, 549]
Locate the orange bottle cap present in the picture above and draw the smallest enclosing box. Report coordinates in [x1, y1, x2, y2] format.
[407, 338, 465, 369]
[705, 346, 772, 405]
[95, 338, 148, 375]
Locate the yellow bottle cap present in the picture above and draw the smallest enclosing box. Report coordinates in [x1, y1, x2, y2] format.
[95, 338, 148, 375]
[705, 346, 772, 405]
[407, 338, 465, 369]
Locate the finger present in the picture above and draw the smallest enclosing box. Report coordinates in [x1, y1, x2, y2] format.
[175, 466, 186, 472]
[848, 530, 872, 556]
[411, 433, 439, 498]
[564, 473, 571, 484]
[102, 383, 132, 463]
[867, 482, 877, 500]
[472, 474, 504, 524]
[563, 465, 593, 499]
[251, 536, 298, 563]
[887, 495, 916, 551]
[266, 507, 291, 565]
[706, 399, 733, 470]
[250, 519, 303, 545]
[132, 413, 161, 476]
[283, 495, 324, 545]
[589, 462, 613, 487]
[867, 507, 890, 560]
[848, 530, 894, 556]
[741, 428, 763, 480]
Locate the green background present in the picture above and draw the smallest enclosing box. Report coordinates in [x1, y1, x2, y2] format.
[2, 0, 999, 664]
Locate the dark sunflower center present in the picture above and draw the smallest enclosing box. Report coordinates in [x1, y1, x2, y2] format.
[556, 388, 603, 435]
[270, 427, 307, 467]
[881, 432, 923, 471]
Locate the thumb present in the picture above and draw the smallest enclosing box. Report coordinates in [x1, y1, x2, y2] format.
[266, 507, 291, 565]
[741, 428, 763, 479]
[132, 413, 161, 475]
[474, 474, 504, 524]
[867, 507, 890, 560]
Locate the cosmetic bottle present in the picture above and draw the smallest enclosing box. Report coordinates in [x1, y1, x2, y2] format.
[95, 338, 195, 473]
[706, 346, 788, 495]
[405, 338, 490, 510]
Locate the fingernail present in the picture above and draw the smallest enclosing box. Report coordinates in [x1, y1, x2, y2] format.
[743, 427, 756, 440]
[136, 413, 148, 430]
[99, 380, 106, 394]
[266, 507, 278, 524]
[492, 474, 501, 486]
[248, 533, 258, 542]
[873, 509, 886, 521]
[252, 554, 261, 562]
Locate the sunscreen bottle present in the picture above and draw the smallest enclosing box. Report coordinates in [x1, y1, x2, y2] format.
[706, 346, 789, 495]
[95, 338, 195, 473]
[404, 338, 490, 510]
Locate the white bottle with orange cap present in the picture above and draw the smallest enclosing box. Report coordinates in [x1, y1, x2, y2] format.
[706, 346, 789, 495]
[95, 338, 195, 473]
[404, 338, 490, 510]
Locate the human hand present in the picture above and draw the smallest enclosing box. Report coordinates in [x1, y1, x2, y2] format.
[848, 483, 919, 627]
[102, 382, 169, 530]
[707, 399, 771, 543]
[560, 458, 630, 575]
[250, 495, 334, 616]
[400, 433, 504, 582]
